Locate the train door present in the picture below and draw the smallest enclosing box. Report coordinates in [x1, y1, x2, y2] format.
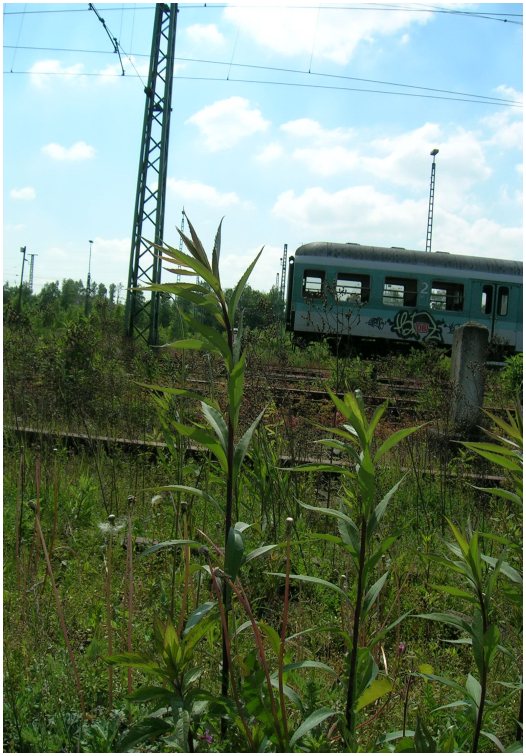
[478, 282, 511, 340]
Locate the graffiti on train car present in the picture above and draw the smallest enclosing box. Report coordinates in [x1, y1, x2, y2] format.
[392, 310, 444, 342]
[367, 309, 457, 343]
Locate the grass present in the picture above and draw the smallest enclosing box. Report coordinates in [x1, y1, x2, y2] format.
[3, 263, 522, 751]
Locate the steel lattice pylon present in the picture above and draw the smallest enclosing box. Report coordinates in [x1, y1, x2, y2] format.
[425, 148, 439, 253]
[125, 3, 178, 345]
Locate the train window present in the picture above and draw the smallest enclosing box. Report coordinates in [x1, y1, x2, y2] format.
[335, 273, 370, 303]
[430, 281, 464, 311]
[481, 285, 493, 314]
[383, 277, 417, 307]
[497, 287, 509, 316]
[302, 270, 324, 298]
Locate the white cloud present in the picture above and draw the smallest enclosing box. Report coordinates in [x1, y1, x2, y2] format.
[255, 142, 284, 163]
[29, 59, 85, 88]
[281, 118, 354, 144]
[42, 141, 96, 161]
[281, 119, 493, 210]
[10, 186, 36, 200]
[97, 56, 152, 82]
[272, 184, 522, 261]
[90, 236, 131, 264]
[494, 84, 522, 103]
[167, 178, 242, 208]
[481, 109, 523, 151]
[186, 96, 270, 151]
[223, 5, 432, 64]
[433, 212, 522, 261]
[273, 185, 425, 243]
[186, 23, 225, 47]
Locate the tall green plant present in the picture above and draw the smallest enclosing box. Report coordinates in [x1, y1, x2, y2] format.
[140, 217, 265, 704]
[282, 389, 419, 746]
[419, 519, 522, 752]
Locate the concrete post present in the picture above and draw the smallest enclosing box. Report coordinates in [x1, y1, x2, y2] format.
[450, 322, 489, 435]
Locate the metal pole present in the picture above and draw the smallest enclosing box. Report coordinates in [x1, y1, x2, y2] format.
[425, 148, 439, 253]
[85, 239, 94, 315]
[125, 3, 178, 345]
[17, 246, 27, 313]
[28, 254, 38, 293]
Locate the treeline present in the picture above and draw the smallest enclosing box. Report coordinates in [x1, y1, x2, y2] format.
[3, 278, 285, 338]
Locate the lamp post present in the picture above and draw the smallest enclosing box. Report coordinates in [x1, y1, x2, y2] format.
[425, 149, 439, 253]
[85, 239, 94, 315]
[17, 246, 27, 313]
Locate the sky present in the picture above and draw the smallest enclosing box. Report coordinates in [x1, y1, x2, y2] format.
[3, 1, 523, 297]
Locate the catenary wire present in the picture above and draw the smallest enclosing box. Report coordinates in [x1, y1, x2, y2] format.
[3, 45, 521, 107]
[4, 67, 520, 108]
[2, 4, 522, 23]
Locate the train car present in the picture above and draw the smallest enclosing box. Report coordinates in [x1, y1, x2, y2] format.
[285, 242, 523, 355]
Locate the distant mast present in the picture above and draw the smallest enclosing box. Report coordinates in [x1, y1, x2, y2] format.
[426, 148, 439, 253]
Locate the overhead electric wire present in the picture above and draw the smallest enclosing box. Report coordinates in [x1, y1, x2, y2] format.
[3, 4, 522, 24]
[6, 65, 519, 108]
[4, 44, 522, 108]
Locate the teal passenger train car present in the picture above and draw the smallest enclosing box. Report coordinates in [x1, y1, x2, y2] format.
[285, 242, 523, 355]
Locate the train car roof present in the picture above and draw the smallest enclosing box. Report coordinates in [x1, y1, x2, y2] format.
[294, 242, 523, 278]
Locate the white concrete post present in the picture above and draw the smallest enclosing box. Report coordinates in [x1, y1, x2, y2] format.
[450, 322, 489, 434]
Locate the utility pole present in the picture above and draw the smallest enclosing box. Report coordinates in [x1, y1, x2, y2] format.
[177, 207, 185, 282]
[279, 243, 288, 303]
[28, 253, 37, 293]
[425, 148, 439, 253]
[125, 3, 178, 345]
[85, 239, 94, 315]
[17, 246, 27, 313]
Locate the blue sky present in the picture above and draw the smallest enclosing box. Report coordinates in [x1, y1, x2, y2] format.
[3, 2, 523, 296]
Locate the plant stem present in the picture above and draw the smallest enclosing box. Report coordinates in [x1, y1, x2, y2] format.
[229, 577, 286, 751]
[126, 497, 134, 695]
[32, 505, 85, 715]
[106, 528, 114, 710]
[345, 514, 367, 737]
[209, 567, 255, 751]
[277, 518, 293, 746]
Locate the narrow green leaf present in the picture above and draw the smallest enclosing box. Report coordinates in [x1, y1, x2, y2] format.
[127, 686, 173, 703]
[142, 538, 201, 557]
[465, 673, 482, 708]
[281, 660, 336, 676]
[480, 731, 506, 752]
[227, 248, 264, 321]
[367, 476, 405, 537]
[162, 337, 207, 352]
[211, 219, 223, 280]
[369, 610, 412, 648]
[258, 620, 282, 655]
[242, 544, 276, 564]
[362, 571, 389, 616]
[225, 526, 244, 581]
[289, 707, 336, 747]
[233, 406, 267, 480]
[355, 676, 393, 712]
[374, 425, 422, 463]
[118, 716, 173, 752]
[267, 572, 349, 600]
[418, 611, 472, 634]
[183, 601, 217, 636]
[180, 216, 213, 270]
[446, 519, 470, 558]
[356, 647, 378, 699]
[201, 402, 228, 453]
[365, 402, 387, 443]
[184, 317, 230, 360]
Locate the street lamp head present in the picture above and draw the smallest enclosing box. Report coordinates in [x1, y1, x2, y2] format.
[89, 239, 94, 244]
[430, 148, 439, 157]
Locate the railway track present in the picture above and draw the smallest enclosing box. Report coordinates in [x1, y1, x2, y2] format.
[4, 424, 507, 487]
